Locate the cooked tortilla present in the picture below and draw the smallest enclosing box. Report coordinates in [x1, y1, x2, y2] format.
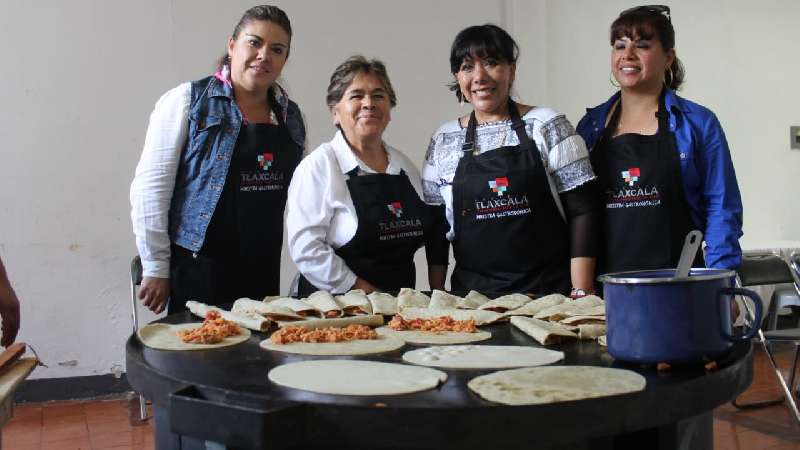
[510, 316, 578, 345]
[397, 288, 430, 309]
[597, 335, 608, 347]
[268, 360, 447, 396]
[403, 345, 564, 370]
[232, 298, 303, 322]
[306, 291, 343, 318]
[468, 366, 646, 405]
[276, 314, 384, 329]
[560, 315, 606, 326]
[479, 293, 531, 313]
[259, 333, 404, 356]
[429, 290, 461, 309]
[368, 292, 399, 315]
[138, 323, 251, 351]
[376, 326, 491, 345]
[534, 296, 605, 321]
[577, 324, 607, 340]
[266, 297, 322, 318]
[187, 301, 271, 331]
[335, 290, 373, 315]
[458, 290, 490, 309]
[399, 307, 505, 326]
[503, 293, 568, 317]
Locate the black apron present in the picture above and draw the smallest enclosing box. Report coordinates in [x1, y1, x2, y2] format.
[450, 100, 571, 295]
[591, 95, 701, 274]
[170, 116, 300, 313]
[297, 167, 428, 296]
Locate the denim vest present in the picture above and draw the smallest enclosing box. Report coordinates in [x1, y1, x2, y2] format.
[169, 76, 306, 252]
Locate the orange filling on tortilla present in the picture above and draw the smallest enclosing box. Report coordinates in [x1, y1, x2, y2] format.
[178, 310, 241, 344]
[270, 324, 377, 344]
[388, 315, 477, 333]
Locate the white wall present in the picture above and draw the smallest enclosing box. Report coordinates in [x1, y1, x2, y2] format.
[0, 0, 797, 380]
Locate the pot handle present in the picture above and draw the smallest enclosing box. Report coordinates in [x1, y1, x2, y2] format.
[719, 287, 763, 342]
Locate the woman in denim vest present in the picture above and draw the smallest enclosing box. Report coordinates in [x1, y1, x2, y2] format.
[131, 5, 305, 313]
[576, 6, 743, 275]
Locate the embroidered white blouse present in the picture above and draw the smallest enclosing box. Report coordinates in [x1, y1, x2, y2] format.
[421, 106, 595, 240]
[286, 130, 425, 293]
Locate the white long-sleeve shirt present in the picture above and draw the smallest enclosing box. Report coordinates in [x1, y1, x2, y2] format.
[286, 130, 424, 293]
[130, 83, 191, 278]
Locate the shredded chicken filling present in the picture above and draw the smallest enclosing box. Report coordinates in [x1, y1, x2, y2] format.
[270, 324, 377, 344]
[178, 310, 241, 344]
[388, 315, 477, 333]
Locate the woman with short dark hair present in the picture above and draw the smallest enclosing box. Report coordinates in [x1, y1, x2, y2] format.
[422, 24, 599, 297]
[131, 5, 305, 313]
[576, 6, 743, 273]
[286, 56, 444, 296]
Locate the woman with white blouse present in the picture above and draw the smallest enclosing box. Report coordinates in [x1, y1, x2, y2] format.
[287, 56, 446, 296]
[422, 24, 600, 297]
[130, 6, 305, 313]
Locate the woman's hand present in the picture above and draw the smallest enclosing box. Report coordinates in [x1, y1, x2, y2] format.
[351, 277, 378, 294]
[139, 277, 170, 314]
[0, 256, 20, 347]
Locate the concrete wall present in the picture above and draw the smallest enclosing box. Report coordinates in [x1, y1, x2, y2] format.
[0, 0, 797, 379]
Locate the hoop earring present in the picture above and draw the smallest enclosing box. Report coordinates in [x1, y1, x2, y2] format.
[609, 72, 620, 88]
[664, 66, 675, 89]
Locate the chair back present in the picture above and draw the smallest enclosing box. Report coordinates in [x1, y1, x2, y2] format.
[737, 253, 793, 287]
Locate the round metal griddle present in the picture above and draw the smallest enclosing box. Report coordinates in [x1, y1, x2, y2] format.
[126, 311, 752, 450]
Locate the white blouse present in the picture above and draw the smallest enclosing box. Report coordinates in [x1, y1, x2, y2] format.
[286, 130, 425, 293]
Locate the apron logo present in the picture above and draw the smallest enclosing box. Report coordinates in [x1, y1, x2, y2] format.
[387, 201, 403, 218]
[488, 177, 509, 196]
[257, 152, 274, 171]
[621, 168, 640, 186]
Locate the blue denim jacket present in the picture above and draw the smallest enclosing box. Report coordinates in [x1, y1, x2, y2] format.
[576, 89, 743, 269]
[169, 76, 305, 252]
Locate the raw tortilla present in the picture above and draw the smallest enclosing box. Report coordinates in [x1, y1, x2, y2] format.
[276, 314, 384, 329]
[259, 334, 404, 356]
[376, 326, 491, 345]
[397, 288, 430, 309]
[231, 298, 302, 322]
[468, 366, 646, 405]
[403, 345, 564, 370]
[399, 307, 505, 326]
[138, 323, 251, 351]
[187, 301, 271, 331]
[368, 292, 399, 315]
[479, 293, 531, 313]
[510, 316, 578, 345]
[429, 290, 461, 309]
[458, 290, 490, 309]
[268, 360, 447, 396]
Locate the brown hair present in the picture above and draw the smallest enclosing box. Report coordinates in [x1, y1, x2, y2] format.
[326, 55, 397, 109]
[610, 8, 685, 90]
[216, 5, 293, 70]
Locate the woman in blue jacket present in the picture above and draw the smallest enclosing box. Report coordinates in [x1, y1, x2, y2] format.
[130, 5, 305, 313]
[577, 5, 743, 274]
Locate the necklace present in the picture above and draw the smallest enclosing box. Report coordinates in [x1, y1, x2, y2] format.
[616, 113, 657, 136]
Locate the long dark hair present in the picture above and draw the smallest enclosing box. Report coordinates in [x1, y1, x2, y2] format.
[610, 8, 684, 90]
